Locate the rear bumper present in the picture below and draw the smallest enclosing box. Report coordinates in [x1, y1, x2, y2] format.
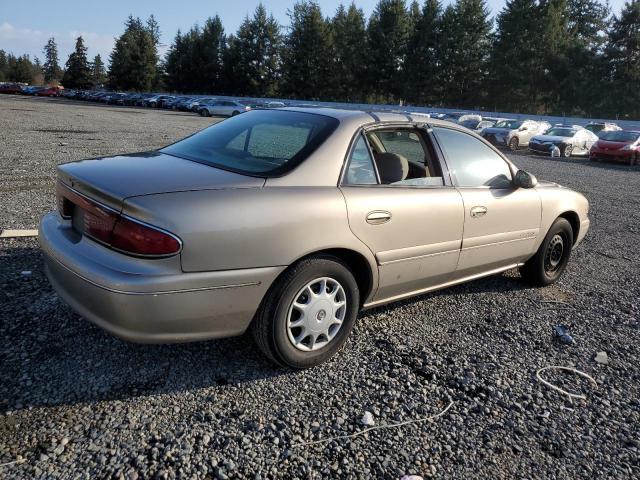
[39, 212, 284, 343]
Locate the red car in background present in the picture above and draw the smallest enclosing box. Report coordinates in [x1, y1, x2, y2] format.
[589, 130, 640, 165]
[35, 86, 64, 97]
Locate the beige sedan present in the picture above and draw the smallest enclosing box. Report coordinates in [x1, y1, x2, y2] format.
[40, 108, 590, 368]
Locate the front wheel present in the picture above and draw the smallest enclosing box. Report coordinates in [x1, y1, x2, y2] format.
[562, 144, 573, 157]
[251, 256, 360, 368]
[509, 137, 519, 151]
[520, 218, 573, 287]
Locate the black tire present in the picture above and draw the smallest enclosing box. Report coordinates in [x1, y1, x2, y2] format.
[251, 255, 360, 369]
[562, 144, 573, 157]
[509, 137, 519, 151]
[231, 110, 240, 116]
[520, 218, 573, 287]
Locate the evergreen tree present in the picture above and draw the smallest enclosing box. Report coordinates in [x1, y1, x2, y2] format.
[199, 16, 226, 93]
[43, 37, 62, 83]
[146, 14, 162, 46]
[0, 50, 7, 82]
[489, 0, 544, 112]
[62, 36, 92, 89]
[91, 54, 107, 86]
[605, 0, 640, 118]
[220, 34, 243, 94]
[366, 0, 411, 101]
[108, 16, 158, 91]
[404, 0, 443, 104]
[331, 3, 368, 102]
[232, 4, 282, 96]
[439, 0, 492, 107]
[282, 1, 333, 99]
[164, 30, 186, 91]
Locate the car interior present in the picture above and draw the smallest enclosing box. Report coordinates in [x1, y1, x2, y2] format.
[365, 129, 444, 186]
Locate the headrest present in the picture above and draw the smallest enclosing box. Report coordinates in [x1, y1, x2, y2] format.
[374, 152, 409, 184]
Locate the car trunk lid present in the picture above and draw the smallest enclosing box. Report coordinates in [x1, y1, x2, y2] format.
[57, 151, 265, 211]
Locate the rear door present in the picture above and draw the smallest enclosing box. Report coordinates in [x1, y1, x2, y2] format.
[340, 126, 464, 302]
[432, 126, 541, 275]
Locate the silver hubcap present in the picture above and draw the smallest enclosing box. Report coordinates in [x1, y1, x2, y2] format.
[286, 277, 347, 352]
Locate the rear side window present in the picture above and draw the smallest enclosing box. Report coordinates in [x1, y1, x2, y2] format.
[162, 110, 339, 176]
[344, 135, 378, 185]
[433, 127, 512, 188]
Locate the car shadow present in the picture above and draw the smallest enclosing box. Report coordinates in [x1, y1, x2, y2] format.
[1, 244, 529, 412]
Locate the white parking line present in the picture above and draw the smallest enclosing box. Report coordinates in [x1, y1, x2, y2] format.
[0, 229, 38, 238]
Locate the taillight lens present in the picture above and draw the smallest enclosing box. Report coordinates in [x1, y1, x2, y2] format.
[111, 216, 181, 256]
[56, 181, 181, 257]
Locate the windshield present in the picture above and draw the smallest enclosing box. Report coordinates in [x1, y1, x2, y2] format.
[599, 131, 640, 142]
[162, 110, 339, 176]
[585, 124, 603, 132]
[494, 120, 523, 129]
[544, 128, 577, 137]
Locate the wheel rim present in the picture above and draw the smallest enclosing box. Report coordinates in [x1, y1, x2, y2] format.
[544, 234, 565, 274]
[286, 277, 347, 352]
[564, 145, 572, 157]
[510, 138, 518, 150]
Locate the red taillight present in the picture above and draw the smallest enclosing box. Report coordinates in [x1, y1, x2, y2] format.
[111, 216, 181, 256]
[56, 182, 181, 257]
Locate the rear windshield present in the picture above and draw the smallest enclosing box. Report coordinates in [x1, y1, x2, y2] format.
[599, 131, 640, 142]
[162, 110, 339, 176]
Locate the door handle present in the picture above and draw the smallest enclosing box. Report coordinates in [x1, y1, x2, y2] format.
[366, 211, 392, 225]
[470, 206, 488, 218]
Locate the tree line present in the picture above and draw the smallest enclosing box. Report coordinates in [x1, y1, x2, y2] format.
[2, 0, 639, 119]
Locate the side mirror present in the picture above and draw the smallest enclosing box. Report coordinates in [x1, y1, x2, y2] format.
[514, 170, 537, 188]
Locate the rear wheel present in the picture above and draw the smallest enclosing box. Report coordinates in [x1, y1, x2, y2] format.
[251, 256, 359, 368]
[231, 110, 240, 116]
[562, 144, 573, 157]
[520, 218, 573, 287]
[509, 137, 519, 151]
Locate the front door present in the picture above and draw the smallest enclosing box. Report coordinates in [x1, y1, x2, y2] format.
[431, 126, 542, 275]
[340, 128, 465, 302]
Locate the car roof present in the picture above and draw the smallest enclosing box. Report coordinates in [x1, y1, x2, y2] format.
[280, 106, 476, 130]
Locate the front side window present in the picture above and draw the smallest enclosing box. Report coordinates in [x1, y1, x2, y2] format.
[433, 127, 513, 188]
[162, 110, 339, 176]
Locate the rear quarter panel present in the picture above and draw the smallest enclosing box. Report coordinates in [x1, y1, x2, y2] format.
[122, 187, 378, 286]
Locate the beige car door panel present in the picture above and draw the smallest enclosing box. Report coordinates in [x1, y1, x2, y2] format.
[341, 187, 464, 300]
[456, 186, 541, 274]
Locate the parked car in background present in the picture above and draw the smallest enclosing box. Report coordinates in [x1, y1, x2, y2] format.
[21, 86, 45, 95]
[459, 117, 496, 133]
[36, 86, 63, 97]
[529, 125, 598, 157]
[187, 97, 215, 112]
[143, 95, 174, 108]
[199, 99, 251, 117]
[482, 119, 550, 151]
[40, 108, 590, 368]
[0, 82, 26, 94]
[585, 122, 622, 137]
[589, 130, 640, 165]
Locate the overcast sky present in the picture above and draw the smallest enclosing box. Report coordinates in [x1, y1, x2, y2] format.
[0, 0, 628, 65]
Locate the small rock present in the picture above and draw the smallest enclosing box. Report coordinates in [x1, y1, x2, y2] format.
[594, 351, 609, 365]
[360, 411, 375, 426]
[20, 271, 32, 276]
[401, 476, 424, 480]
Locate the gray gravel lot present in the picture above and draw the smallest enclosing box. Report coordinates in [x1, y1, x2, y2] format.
[1, 95, 639, 479]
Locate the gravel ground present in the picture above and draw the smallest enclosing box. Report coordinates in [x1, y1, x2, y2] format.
[1, 95, 639, 479]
